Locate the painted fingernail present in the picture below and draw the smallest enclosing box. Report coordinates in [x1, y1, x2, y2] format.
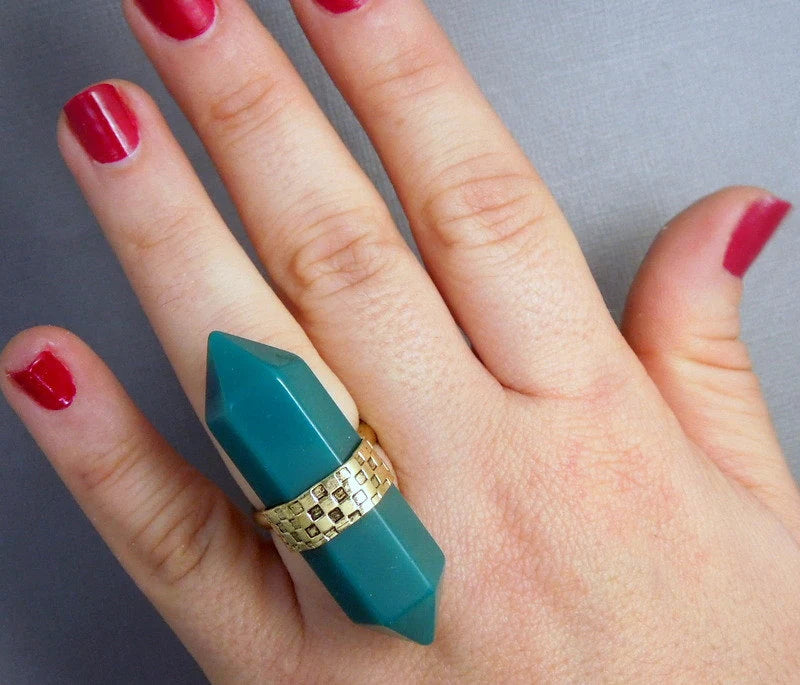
[313, 0, 368, 14]
[723, 197, 792, 277]
[134, 0, 217, 40]
[8, 351, 76, 411]
[64, 84, 140, 164]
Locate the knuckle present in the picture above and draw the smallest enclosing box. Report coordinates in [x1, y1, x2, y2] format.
[421, 156, 550, 255]
[646, 336, 764, 407]
[682, 334, 755, 374]
[131, 471, 235, 588]
[206, 74, 297, 145]
[118, 208, 216, 314]
[121, 206, 203, 257]
[77, 426, 150, 495]
[362, 44, 450, 106]
[572, 360, 640, 407]
[286, 206, 398, 303]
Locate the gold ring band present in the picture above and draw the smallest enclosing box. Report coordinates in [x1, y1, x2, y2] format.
[254, 423, 394, 552]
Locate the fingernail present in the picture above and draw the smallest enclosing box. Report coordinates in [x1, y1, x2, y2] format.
[134, 0, 217, 40]
[313, 0, 368, 14]
[8, 350, 76, 411]
[64, 84, 140, 164]
[723, 197, 792, 277]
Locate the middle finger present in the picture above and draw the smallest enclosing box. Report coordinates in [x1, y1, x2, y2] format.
[124, 0, 496, 468]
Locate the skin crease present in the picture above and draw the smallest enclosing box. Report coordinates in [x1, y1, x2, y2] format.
[3, 0, 800, 682]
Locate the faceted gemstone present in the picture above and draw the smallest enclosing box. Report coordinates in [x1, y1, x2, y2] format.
[205, 332, 444, 644]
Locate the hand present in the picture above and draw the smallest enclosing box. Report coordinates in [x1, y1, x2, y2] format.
[3, 0, 798, 681]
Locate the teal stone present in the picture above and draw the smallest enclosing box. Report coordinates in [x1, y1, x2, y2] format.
[205, 332, 361, 504]
[205, 332, 444, 645]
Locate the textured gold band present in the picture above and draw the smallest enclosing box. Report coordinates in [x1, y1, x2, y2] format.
[254, 423, 394, 552]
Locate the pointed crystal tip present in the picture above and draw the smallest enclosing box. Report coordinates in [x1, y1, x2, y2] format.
[205, 331, 361, 507]
[382, 581, 441, 645]
[303, 486, 445, 646]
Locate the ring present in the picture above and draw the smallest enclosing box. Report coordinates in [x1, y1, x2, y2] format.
[204, 331, 445, 645]
[253, 424, 394, 552]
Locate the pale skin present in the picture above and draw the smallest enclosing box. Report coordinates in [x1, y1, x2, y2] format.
[2, 0, 799, 681]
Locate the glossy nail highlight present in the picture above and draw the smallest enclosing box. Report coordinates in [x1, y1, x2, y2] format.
[723, 197, 792, 277]
[134, 0, 216, 40]
[9, 350, 76, 411]
[314, 0, 368, 14]
[64, 84, 139, 164]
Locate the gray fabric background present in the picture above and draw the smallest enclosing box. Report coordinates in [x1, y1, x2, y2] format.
[0, 1, 797, 682]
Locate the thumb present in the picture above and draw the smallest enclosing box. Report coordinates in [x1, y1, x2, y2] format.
[622, 187, 800, 533]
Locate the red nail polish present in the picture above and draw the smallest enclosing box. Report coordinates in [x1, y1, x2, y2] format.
[63, 84, 140, 164]
[8, 350, 76, 411]
[134, 0, 217, 40]
[314, 0, 368, 14]
[723, 197, 792, 277]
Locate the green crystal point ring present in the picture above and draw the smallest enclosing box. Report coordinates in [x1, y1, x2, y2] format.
[205, 332, 445, 645]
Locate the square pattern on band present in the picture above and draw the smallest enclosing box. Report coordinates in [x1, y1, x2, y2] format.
[261, 439, 393, 552]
